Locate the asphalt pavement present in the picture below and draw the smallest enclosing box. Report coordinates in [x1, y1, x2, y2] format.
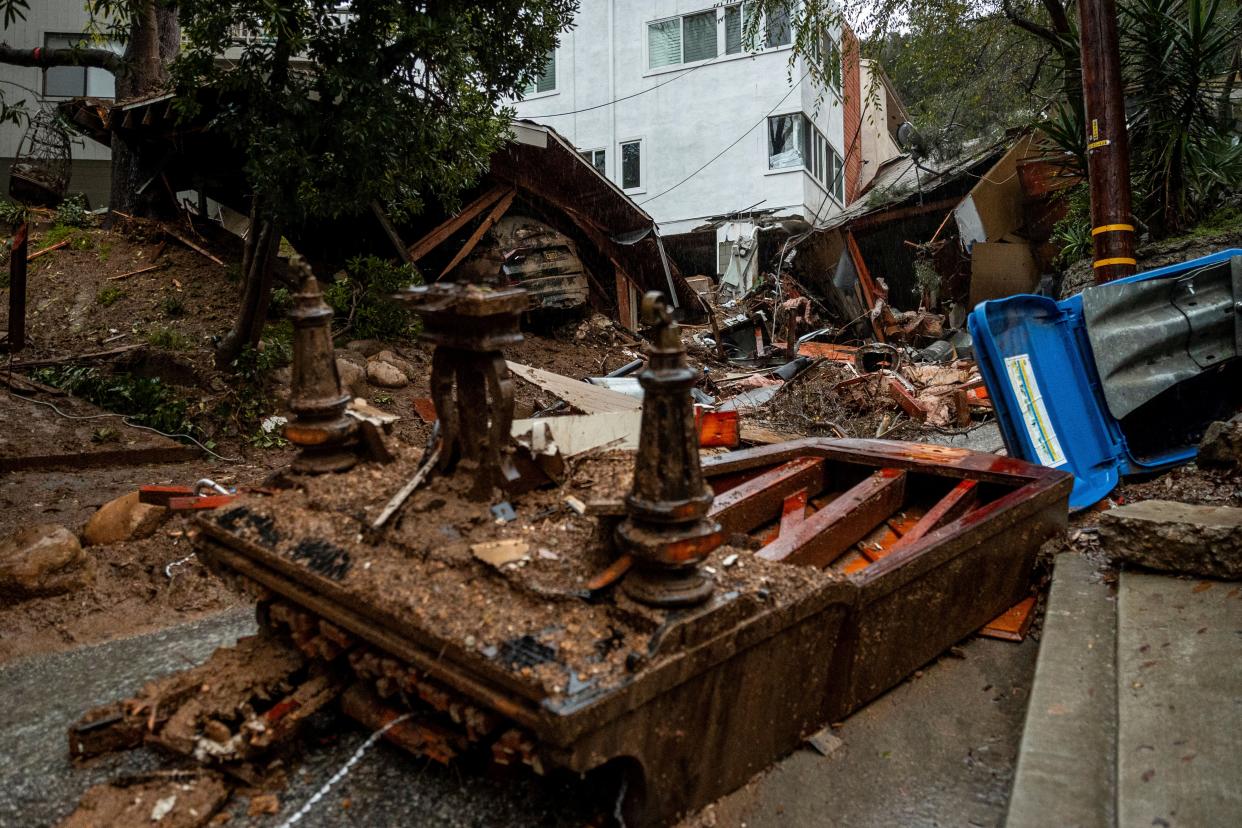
[0, 608, 1037, 827]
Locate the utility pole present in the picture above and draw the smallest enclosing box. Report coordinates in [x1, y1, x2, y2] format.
[1079, 0, 1136, 283]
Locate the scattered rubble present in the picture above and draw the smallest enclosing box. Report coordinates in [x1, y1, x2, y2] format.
[59, 771, 230, 828]
[1197, 418, 1242, 468]
[1098, 500, 1242, 579]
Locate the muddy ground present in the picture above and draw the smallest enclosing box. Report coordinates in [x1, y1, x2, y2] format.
[3, 216, 1241, 826]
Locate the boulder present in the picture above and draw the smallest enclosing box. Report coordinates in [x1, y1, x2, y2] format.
[371, 350, 416, 380]
[334, 348, 366, 368]
[83, 491, 169, 546]
[1197, 419, 1242, 468]
[1098, 499, 1242, 579]
[335, 357, 368, 397]
[0, 524, 94, 600]
[366, 360, 408, 389]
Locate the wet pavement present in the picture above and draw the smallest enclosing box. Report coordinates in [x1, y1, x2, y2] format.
[0, 608, 1038, 827]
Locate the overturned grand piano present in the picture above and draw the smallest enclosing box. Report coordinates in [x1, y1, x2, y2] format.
[182, 268, 1070, 825]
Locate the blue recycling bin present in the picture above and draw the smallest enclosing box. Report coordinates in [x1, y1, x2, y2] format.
[968, 248, 1242, 510]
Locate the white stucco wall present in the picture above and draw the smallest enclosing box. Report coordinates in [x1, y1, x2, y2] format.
[857, 59, 903, 195]
[512, 0, 847, 236]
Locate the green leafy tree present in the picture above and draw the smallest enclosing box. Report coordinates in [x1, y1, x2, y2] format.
[168, 0, 575, 365]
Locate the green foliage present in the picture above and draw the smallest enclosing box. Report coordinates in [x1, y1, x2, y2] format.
[31, 365, 198, 438]
[96, 285, 125, 306]
[268, 286, 292, 318]
[220, 332, 293, 441]
[324, 256, 422, 342]
[146, 326, 192, 350]
[161, 295, 186, 318]
[870, 6, 1056, 159]
[0, 199, 26, 226]
[171, 0, 577, 228]
[38, 224, 78, 248]
[1052, 184, 1093, 266]
[1119, 0, 1242, 233]
[54, 194, 91, 228]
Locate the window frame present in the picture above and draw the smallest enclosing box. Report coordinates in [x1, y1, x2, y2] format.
[767, 112, 847, 207]
[646, 2, 790, 74]
[619, 138, 644, 193]
[766, 112, 809, 171]
[522, 49, 558, 98]
[42, 33, 121, 100]
[579, 148, 606, 177]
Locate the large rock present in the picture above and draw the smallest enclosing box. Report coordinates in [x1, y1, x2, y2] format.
[371, 350, 415, 380]
[1099, 499, 1242, 579]
[1197, 419, 1242, 468]
[83, 491, 168, 546]
[0, 524, 94, 600]
[366, 360, 408, 389]
[335, 357, 368, 397]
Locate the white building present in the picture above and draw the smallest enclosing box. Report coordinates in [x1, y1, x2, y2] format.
[0, 2, 120, 206]
[510, 0, 855, 269]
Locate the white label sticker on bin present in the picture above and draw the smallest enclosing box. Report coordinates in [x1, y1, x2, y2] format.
[1003, 354, 1066, 468]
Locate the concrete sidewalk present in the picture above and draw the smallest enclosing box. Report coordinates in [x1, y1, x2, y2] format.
[1006, 554, 1242, 828]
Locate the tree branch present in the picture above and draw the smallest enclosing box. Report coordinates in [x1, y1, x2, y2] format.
[0, 43, 121, 73]
[1000, 0, 1062, 47]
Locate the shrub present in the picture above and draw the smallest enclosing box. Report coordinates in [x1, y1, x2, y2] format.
[31, 365, 197, 438]
[323, 255, 422, 342]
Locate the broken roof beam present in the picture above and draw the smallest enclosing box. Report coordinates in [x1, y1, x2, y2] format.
[438, 188, 517, 280]
[406, 185, 508, 263]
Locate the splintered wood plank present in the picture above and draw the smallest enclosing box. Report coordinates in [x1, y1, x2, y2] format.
[708, 457, 827, 536]
[759, 469, 907, 568]
[505, 361, 642, 414]
[888, 479, 979, 553]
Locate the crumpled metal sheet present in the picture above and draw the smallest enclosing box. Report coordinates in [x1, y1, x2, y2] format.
[1083, 255, 1242, 420]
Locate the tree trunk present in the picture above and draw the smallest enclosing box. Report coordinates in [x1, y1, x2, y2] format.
[108, 1, 179, 216]
[216, 21, 296, 369]
[215, 201, 283, 367]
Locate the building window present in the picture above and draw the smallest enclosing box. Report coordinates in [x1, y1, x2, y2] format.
[765, 4, 792, 48]
[648, 18, 682, 69]
[682, 10, 718, 63]
[43, 34, 121, 99]
[724, 4, 746, 54]
[621, 140, 642, 190]
[650, 3, 793, 69]
[824, 36, 842, 92]
[831, 147, 845, 201]
[524, 50, 556, 95]
[768, 114, 807, 170]
[579, 148, 606, 176]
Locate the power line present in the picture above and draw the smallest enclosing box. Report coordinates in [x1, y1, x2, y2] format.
[533, 58, 715, 118]
[640, 69, 811, 207]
